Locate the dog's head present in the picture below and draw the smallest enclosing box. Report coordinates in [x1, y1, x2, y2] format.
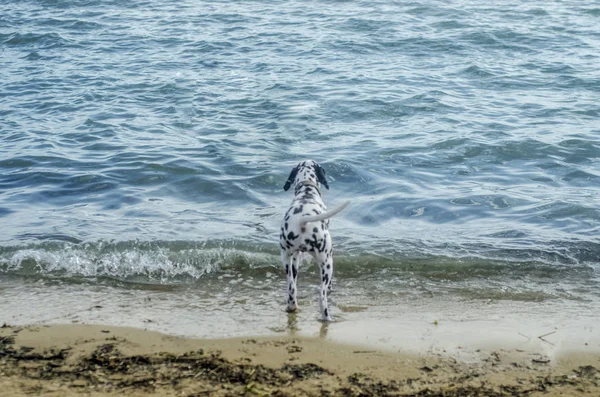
[283, 160, 329, 191]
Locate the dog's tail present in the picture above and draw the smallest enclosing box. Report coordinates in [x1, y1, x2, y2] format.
[299, 201, 350, 226]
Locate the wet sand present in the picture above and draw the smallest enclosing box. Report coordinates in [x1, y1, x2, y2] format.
[1, 323, 599, 396]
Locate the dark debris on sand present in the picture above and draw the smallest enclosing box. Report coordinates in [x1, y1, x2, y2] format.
[1, 336, 599, 396]
[338, 364, 600, 397]
[77, 343, 332, 389]
[1, 339, 333, 395]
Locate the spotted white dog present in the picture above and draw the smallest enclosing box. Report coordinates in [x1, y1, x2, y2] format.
[279, 160, 349, 321]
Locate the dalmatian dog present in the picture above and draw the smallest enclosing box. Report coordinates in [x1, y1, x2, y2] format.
[280, 160, 349, 321]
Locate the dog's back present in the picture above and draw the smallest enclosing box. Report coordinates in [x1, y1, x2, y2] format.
[281, 182, 328, 253]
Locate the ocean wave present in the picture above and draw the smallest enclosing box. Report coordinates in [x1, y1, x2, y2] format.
[1, 239, 596, 284]
[2, 32, 71, 49]
[0, 240, 278, 282]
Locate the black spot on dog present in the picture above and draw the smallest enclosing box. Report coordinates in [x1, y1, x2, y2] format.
[293, 205, 303, 214]
[313, 227, 318, 233]
[287, 231, 299, 240]
[292, 265, 297, 280]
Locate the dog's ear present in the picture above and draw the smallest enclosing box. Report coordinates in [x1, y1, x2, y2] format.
[315, 164, 329, 190]
[283, 166, 299, 191]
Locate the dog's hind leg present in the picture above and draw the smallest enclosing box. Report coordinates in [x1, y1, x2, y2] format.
[282, 251, 299, 312]
[317, 254, 333, 321]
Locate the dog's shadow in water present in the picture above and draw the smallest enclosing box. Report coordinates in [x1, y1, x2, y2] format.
[319, 322, 329, 338]
[286, 312, 299, 335]
[286, 312, 330, 339]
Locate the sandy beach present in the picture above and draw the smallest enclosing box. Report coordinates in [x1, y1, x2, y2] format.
[1, 323, 599, 396]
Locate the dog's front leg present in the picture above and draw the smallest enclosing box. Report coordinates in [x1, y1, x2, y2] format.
[281, 251, 299, 312]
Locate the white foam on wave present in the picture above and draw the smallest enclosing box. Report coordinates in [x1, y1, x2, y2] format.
[1, 242, 279, 281]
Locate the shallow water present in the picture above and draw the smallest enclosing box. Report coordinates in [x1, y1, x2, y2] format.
[1, 0, 599, 339]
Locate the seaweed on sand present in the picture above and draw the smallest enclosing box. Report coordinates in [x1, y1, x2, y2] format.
[1, 337, 598, 396]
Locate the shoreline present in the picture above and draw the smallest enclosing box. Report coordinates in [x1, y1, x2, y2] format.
[3, 276, 598, 356]
[1, 323, 599, 396]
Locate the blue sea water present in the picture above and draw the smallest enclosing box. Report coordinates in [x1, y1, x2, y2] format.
[0, 0, 599, 335]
